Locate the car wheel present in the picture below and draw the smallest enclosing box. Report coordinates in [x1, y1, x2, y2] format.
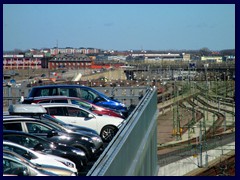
[100, 126, 118, 143]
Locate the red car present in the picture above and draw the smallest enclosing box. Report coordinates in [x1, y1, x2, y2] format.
[22, 96, 125, 119]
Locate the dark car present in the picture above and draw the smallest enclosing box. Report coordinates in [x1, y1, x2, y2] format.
[7, 103, 103, 150]
[3, 116, 104, 161]
[3, 130, 88, 172]
[34, 114, 103, 148]
[27, 84, 128, 117]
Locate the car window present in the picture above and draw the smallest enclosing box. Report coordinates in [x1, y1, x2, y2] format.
[3, 123, 23, 131]
[46, 107, 67, 116]
[36, 88, 58, 96]
[70, 99, 92, 109]
[3, 144, 37, 160]
[67, 107, 89, 118]
[26, 123, 52, 133]
[80, 89, 97, 101]
[3, 158, 30, 176]
[59, 88, 68, 96]
[52, 99, 68, 103]
[4, 135, 40, 149]
[59, 88, 78, 97]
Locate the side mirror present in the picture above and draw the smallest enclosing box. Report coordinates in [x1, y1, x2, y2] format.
[93, 97, 102, 103]
[88, 114, 94, 119]
[47, 130, 58, 137]
[21, 169, 29, 176]
[33, 143, 44, 151]
[22, 152, 32, 160]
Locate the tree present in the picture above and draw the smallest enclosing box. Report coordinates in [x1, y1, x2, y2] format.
[199, 47, 211, 56]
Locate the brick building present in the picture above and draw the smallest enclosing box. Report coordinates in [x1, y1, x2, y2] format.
[48, 53, 92, 70]
[3, 54, 42, 70]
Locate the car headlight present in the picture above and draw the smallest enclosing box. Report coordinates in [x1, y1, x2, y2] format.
[58, 160, 75, 169]
[71, 172, 77, 176]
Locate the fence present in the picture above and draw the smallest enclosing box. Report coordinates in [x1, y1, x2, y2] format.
[87, 87, 158, 176]
[3, 86, 149, 109]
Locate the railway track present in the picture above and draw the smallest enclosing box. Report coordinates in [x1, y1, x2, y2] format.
[156, 91, 235, 175]
[184, 150, 235, 176]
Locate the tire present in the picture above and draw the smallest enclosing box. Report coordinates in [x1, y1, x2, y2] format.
[100, 126, 118, 143]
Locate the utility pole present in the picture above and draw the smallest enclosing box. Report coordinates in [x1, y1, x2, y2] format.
[199, 121, 203, 168]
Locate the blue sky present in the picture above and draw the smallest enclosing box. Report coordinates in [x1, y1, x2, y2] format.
[3, 4, 235, 51]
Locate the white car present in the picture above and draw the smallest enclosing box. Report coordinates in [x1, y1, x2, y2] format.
[3, 141, 77, 175]
[40, 103, 125, 142]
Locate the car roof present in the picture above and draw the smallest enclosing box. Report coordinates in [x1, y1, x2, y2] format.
[3, 116, 38, 121]
[3, 130, 51, 142]
[39, 103, 82, 108]
[30, 84, 87, 89]
[8, 104, 47, 115]
[3, 140, 39, 154]
[29, 96, 88, 102]
[39, 103, 94, 113]
[3, 117, 48, 124]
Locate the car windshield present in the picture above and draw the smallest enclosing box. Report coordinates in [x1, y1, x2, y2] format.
[70, 99, 92, 110]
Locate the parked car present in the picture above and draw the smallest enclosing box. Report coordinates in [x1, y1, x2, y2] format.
[3, 130, 87, 172]
[7, 103, 99, 136]
[26, 85, 129, 117]
[39, 103, 126, 142]
[3, 148, 76, 176]
[23, 96, 125, 119]
[7, 103, 103, 149]
[3, 114, 104, 160]
[3, 141, 77, 176]
[3, 153, 58, 176]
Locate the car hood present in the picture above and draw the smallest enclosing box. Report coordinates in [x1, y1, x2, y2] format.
[63, 124, 98, 135]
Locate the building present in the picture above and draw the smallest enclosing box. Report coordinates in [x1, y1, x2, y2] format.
[48, 53, 92, 70]
[201, 56, 223, 63]
[50, 47, 100, 55]
[3, 54, 42, 70]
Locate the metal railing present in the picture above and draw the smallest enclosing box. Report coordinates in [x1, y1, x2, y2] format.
[3, 86, 148, 108]
[87, 87, 158, 176]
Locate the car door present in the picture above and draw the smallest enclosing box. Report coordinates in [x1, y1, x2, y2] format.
[24, 122, 55, 139]
[58, 106, 98, 132]
[24, 121, 71, 145]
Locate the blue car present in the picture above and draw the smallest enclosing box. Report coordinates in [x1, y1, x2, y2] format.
[26, 85, 128, 117]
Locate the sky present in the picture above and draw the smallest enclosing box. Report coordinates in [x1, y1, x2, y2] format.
[3, 4, 235, 51]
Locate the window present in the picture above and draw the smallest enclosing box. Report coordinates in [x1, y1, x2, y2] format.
[3, 158, 30, 176]
[67, 107, 89, 118]
[80, 89, 97, 101]
[26, 123, 52, 133]
[47, 107, 67, 116]
[52, 99, 68, 103]
[36, 88, 58, 96]
[3, 135, 45, 150]
[59, 88, 68, 96]
[3, 123, 22, 131]
[71, 100, 91, 109]
[3, 144, 37, 160]
[59, 88, 78, 97]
